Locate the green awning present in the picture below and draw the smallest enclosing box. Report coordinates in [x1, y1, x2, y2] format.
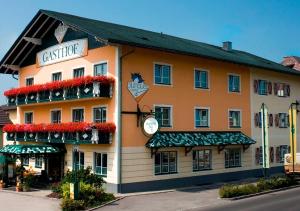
[146, 131, 256, 148]
[0, 144, 65, 155]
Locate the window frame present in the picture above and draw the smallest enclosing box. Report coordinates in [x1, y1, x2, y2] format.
[278, 113, 288, 128]
[258, 80, 268, 95]
[74, 151, 85, 170]
[194, 107, 210, 128]
[154, 151, 177, 175]
[225, 148, 242, 168]
[228, 109, 242, 128]
[92, 106, 107, 123]
[71, 107, 85, 122]
[52, 72, 62, 81]
[153, 62, 172, 86]
[25, 77, 34, 86]
[192, 149, 212, 171]
[154, 105, 173, 128]
[35, 156, 43, 168]
[50, 109, 62, 124]
[194, 69, 209, 89]
[228, 74, 241, 93]
[94, 152, 108, 177]
[94, 61, 108, 76]
[73, 67, 85, 78]
[24, 111, 34, 124]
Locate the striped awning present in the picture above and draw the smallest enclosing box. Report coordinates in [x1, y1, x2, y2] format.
[146, 131, 256, 148]
[0, 144, 65, 155]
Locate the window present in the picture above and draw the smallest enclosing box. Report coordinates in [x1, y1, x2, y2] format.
[194, 70, 208, 89]
[94, 63, 107, 76]
[195, 108, 209, 127]
[275, 83, 290, 97]
[258, 80, 268, 95]
[35, 156, 43, 168]
[26, 77, 34, 86]
[72, 108, 84, 122]
[24, 112, 33, 124]
[52, 72, 62, 81]
[155, 106, 172, 127]
[229, 110, 241, 128]
[23, 157, 29, 166]
[278, 113, 288, 128]
[228, 75, 240, 92]
[193, 149, 212, 171]
[225, 148, 241, 168]
[154, 151, 177, 175]
[154, 64, 171, 85]
[94, 153, 107, 177]
[278, 145, 289, 163]
[93, 107, 107, 123]
[74, 151, 84, 170]
[73, 67, 85, 78]
[51, 110, 61, 123]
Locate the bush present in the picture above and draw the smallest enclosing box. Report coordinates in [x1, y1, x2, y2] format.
[61, 198, 85, 211]
[220, 176, 297, 198]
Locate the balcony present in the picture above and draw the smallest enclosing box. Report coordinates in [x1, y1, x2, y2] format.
[4, 122, 116, 144]
[4, 76, 115, 106]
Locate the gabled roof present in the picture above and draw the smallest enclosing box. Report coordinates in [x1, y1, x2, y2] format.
[0, 9, 299, 76]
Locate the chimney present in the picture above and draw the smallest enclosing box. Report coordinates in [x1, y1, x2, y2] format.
[222, 41, 232, 51]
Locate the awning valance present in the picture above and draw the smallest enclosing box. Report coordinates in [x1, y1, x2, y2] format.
[0, 144, 65, 155]
[145, 131, 256, 148]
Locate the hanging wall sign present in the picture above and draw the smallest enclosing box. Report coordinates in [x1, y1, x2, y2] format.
[36, 38, 88, 67]
[127, 73, 149, 102]
[55, 23, 69, 43]
[142, 115, 159, 136]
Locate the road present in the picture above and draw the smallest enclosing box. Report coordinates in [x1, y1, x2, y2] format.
[199, 187, 300, 211]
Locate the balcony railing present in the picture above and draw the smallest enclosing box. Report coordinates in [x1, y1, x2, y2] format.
[4, 76, 114, 106]
[4, 122, 116, 144]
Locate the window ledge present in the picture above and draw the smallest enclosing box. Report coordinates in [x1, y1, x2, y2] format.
[193, 168, 212, 172]
[230, 126, 241, 129]
[155, 172, 178, 176]
[225, 166, 242, 169]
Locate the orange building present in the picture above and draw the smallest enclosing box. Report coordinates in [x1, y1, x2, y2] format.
[0, 10, 299, 193]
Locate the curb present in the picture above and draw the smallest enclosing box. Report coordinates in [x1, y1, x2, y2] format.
[86, 196, 125, 211]
[225, 184, 300, 201]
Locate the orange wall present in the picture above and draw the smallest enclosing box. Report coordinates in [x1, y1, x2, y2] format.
[121, 46, 251, 147]
[18, 45, 117, 125]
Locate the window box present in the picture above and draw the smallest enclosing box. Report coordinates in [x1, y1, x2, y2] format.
[17, 94, 26, 105]
[78, 131, 92, 142]
[50, 132, 63, 142]
[7, 132, 15, 141]
[16, 132, 25, 141]
[65, 87, 78, 99]
[8, 96, 17, 106]
[38, 132, 49, 142]
[51, 89, 64, 101]
[27, 93, 37, 104]
[25, 132, 36, 141]
[79, 84, 93, 98]
[39, 90, 50, 102]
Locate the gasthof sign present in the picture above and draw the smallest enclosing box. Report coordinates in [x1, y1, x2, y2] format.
[36, 38, 88, 67]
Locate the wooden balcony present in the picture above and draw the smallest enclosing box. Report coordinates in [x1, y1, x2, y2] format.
[5, 76, 114, 106]
[4, 122, 115, 145]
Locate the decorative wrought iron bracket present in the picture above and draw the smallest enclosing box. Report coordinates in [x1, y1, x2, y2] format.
[121, 104, 152, 127]
[243, 144, 250, 152]
[151, 148, 159, 158]
[185, 146, 193, 156]
[218, 145, 226, 154]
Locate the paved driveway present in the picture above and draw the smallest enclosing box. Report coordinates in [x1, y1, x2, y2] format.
[99, 185, 229, 211]
[0, 190, 60, 211]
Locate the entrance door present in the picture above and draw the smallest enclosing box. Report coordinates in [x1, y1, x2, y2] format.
[47, 155, 63, 182]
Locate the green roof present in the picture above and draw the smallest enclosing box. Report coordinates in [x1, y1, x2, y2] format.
[0, 10, 299, 75]
[146, 131, 255, 148]
[0, 144, 65, 155]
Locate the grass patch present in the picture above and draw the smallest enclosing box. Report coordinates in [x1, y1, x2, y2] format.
[219, 176, 297, 198]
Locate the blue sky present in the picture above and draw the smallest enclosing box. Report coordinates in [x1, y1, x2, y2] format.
[0, 0, 300, 104]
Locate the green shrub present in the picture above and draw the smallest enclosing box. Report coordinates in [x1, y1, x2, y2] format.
[61, 182, 71, 199]
[61, 198, 85, 211]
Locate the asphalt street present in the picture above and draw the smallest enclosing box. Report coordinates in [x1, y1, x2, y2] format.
[200, 187, 300, 211]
